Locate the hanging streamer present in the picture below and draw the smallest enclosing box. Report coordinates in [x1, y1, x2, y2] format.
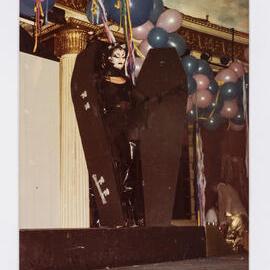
[195, 127, 207, 227]
[193, 98, 206, 227]
[97, 0, 116, 43]
[33, 0, 44, 53]
[122, 0, 136, 84]
[44, 0, 49, 25]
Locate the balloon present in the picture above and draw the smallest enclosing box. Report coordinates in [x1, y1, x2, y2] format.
[181, 55, 199, 75]
[186, 95, 193, 112]
[134, 57, 144, 78]
[139, 39, 153, 57]
[230, 122, 245, 131]
[244, 47, 249, 62]
[147, 27, 169, 48]
[156, 9, 183, 33]
[231, 110, 245, 125]
[193, 74, 210, 91]
[229, 61, 245, 78]
[186, 107, 197, 122]
[220, 82, 240, 100]
[187, 76, 197, 95]
[192, 89, 213, 108]
[20, 0, 55, 17]
[208, 80, 219, 94]
[220, 99, 238, 119]
[215, 68, 238, 84]
[86, 0, 103, 25]
[197, 107, 210, 118]
[133, 20, 154, 40]
[197, 59, 214, 78]
[167, 33, 187, 57]
[149, 0, 165, 23]
[200, 98, 224, 116]
[202, 114, 222, 131]
[107, 0, 154, 27]
[210, 98, 224, 113]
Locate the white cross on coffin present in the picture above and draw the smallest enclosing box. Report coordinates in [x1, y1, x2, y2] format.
[80, 91, 87, 99]
[84, 102, 91, 111]
[98, 176, 105, 186]
[92, 174, 109, 205]
[103, 188, 110, 197]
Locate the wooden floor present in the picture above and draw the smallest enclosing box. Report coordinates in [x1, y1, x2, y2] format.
[103, 256, 248, 270]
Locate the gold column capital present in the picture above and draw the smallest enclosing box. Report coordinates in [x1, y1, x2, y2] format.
[54, 28, 89, 57]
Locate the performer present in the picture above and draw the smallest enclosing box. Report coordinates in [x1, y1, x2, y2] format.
[98, 43, 143, 225]
[212, 182, 248, 252]
[98, 43, 131, 186]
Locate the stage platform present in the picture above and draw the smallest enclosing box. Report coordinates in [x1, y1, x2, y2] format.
[20, 226, 206, 270]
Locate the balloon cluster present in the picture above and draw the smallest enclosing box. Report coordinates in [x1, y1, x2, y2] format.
[134, 1, 186, 77]
[186, 55, 249, 132]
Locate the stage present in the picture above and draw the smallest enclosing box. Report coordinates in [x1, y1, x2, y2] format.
[20, 226, 206, 270]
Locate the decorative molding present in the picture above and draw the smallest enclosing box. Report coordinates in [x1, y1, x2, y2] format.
[54, 28, 89, 57]
[179, 27, 247, 61]
[182, 14, 248, 39]
[56, 0, 87, 11]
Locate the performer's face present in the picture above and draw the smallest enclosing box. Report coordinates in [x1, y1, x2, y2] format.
[109, 48, 126, 70]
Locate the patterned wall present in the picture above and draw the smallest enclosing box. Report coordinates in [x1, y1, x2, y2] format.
[164, 0, 249, 33]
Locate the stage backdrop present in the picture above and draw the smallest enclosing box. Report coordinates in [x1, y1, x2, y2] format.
[19, 52, 60, 229]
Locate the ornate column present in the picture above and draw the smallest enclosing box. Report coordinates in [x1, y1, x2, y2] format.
[55, 28, 90, 228]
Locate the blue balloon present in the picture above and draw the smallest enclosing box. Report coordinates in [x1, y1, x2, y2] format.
[220, 82, 241, 101]
[149, 0, 165, 24]
[107, 0, 154, 27]
[86, 1, 103, 25]
[147, 27, 169, 48]
[187, 107, 197, 122]
[231, 110, 245, 125]
[200, 98, 224, 118]
[167, 33, 187, 57]
[202, 114, 222, 131]
[20, 0, 55, 18]
[197, 59, 214, 78]
[208, 80, 219, 94]
[181, 55, 199, 75]
[187, 76, 197, 95]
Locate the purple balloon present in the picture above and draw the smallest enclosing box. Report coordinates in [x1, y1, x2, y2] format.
[139, 39, 153, 57]
[220, 99, 238, 119]
[134, 57, 144, 77]
[229, 61, 245, 78]
[133, 20, 154, 40]
[193, 74, 210, 91]
[156, 9, 183, 33]
[192, 89, 213, 109]
[230, 122, 245, 131]
[215, 68, 238, 84]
